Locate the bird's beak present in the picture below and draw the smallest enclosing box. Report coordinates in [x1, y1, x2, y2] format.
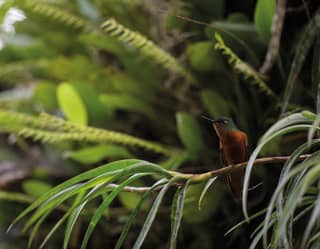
[212, 121, 224, 138]
[201, 115, 215, 122]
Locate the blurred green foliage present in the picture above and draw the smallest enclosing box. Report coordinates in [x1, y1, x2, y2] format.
[0, 0, 319, 248]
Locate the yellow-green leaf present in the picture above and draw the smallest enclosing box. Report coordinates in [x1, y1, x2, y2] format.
[57, 83, 88, 125]
[254, 0, 276, 43]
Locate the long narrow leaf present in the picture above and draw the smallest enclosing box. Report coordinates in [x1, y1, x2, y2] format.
[80, 173, 151, 249]
[198, 177, 217, 210]
[262, 153, 320, 248]
[132, 179, 174, 249]
[114, 179, 168, 249]
[8, 159, 141, 231]
[300, 192, 320, 249]
[170, 182, 189, 249]
[63, 184, 106, 249]
[243, 124, 320, 220]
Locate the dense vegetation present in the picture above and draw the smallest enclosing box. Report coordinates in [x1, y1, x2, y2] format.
[0, 0, 320, 248]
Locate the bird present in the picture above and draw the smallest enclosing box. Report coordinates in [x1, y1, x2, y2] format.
[203, 116, 248, 200]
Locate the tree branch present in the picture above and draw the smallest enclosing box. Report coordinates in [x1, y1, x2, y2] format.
[109, 154, 311, 191]
[187, 154, 310, 182]
[259, 0, 287, 75]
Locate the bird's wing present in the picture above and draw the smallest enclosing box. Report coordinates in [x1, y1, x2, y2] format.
[227, 132, 248, 200]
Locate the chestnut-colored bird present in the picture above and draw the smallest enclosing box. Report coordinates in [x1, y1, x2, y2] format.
[205, 117, 248, 199]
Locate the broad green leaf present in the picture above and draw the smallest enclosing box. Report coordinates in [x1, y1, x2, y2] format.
[72, 82, 113, 123]
[176, 112, 206, 154]
[33, 81, 58, 111]
[100, 94, 155, 118]
[132, 180, 173, 249]
[186, 41, 225, 72]
[200, 90, 230, 118]
[64, 144, 132, 164]
[108, 72, 157, 101]
[57, 83, 88, 125]
[254, 0, 276, 43]
[22, 180, 52, 198]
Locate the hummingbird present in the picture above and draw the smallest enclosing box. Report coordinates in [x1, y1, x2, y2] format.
[203, 116, 248, 200]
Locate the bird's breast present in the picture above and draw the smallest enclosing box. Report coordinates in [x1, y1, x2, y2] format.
[220, 131, 247, 164]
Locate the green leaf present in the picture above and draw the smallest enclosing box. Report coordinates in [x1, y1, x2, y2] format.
[33, 81, 58, 111]
[64, 144, 132, 164]
[57, 83, 88, 125]
[243, 124, 320, 221]
[80, 173, 149, 249]
[115, 179, 168, 249]
[160, 152, 191, 170]
[313, 36, 320, 114]
[23, 162, 170, 232]
[176, 112, 206, 154]
[99, 93, 155, 118]
[273, 161, 320, 248]
[260, 112, 313, 141]
[132, 180, 173, 249]
[63, 188, 100, 249]
[8, 159, 141, 230]
[261, 151, 320, 248]
[71, 82, 113, 123]
[186, 41, 225, 72]
[118, 179, 146, 210]
[200, 90, 230, 118]
[198, 177, 217, 210]
[170, 182, 189, 249]
[183, 182, 224, 224]
[254, 0, 276, 43]
[22, 180, 52, 198]
[300, 192, 320, 248]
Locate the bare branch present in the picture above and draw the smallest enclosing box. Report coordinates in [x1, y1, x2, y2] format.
[259, 0, 287, 75]
[109, 154, 311, 190]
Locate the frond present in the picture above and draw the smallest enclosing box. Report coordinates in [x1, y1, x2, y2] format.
[100, 18, 195, 81]
[0, 62, 31, 85]
[214, 33, 276, 98]
[14, 0, 91, 30]
[0, 110, 173, 156]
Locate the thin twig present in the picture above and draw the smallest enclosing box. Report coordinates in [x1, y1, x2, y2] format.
[259, 0, 287, 75]
[189, 154, 310, 182]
